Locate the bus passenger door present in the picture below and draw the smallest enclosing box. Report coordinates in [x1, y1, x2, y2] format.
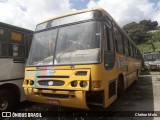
[104, 22, 115, 70]
[103, 20, 117, 107]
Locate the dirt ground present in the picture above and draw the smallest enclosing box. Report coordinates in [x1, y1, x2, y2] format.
[4, 71, 160, 120]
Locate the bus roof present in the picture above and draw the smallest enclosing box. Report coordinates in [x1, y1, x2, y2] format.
[38, 7, 140, 52]
[38, 8, 107, 24]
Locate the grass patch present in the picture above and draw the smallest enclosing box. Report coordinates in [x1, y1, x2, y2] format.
[156, 78, 160, 81]
[140, 70, 151, 75]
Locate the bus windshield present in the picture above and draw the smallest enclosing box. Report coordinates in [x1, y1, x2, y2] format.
[27, 21, 101, 66]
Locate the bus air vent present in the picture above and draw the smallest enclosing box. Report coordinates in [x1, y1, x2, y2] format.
[37, 76, 69, 78]
[75, 71, 87, 76]
[109, 81, 116, 98]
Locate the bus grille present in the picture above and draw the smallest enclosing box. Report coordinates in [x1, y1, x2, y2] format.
[38, 80, 64, 86]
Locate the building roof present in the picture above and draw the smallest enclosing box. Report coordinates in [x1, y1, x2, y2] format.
[0, 22, 33, 33]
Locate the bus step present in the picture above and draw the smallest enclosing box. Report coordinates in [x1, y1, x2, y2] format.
[87, 102, 103, 107]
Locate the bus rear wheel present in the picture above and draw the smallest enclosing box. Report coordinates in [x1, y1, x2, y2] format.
[0, 90, 15, 111]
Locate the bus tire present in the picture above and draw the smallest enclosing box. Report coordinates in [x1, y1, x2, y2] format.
[117, 75, 124, 97]
[0, 90, 15, 111]
[136, 70, 139, 81]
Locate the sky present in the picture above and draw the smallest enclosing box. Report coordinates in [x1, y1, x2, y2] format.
[0, 0, 159, 30]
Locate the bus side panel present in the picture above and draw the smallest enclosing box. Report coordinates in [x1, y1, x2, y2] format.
[0, 58, 25, 80]
[0, 58, 26, 102]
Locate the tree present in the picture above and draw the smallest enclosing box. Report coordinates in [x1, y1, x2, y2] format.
[140, 20, 158, 30]
[150, 21, 158, 30]
[123, 20, 158, 45]
[123, 22, 150, 44]
[147, 31, 160, 51]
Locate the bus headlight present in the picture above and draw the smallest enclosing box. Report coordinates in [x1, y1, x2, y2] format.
[80, 81, 87, 88]
[30, 80, 34, 85]
[71, 81, 78, 87]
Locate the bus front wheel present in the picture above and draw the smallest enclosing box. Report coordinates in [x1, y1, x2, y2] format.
[117, 76, 124, 97]
[0, 90, 15, 111]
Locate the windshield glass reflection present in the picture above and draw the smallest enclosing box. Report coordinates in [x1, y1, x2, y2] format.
[27, 21, 101, 66]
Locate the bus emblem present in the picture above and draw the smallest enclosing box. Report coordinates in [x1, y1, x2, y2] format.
[49, 70, 56, 74]
[48, 81, 54, 86]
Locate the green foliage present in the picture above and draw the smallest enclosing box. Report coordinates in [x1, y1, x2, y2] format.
[123, 22, 150, 44]
[140, 69, 150, 75]
[140, 20, 158, 30]
[123, 20, 158, 45]
[137, 41, 160, 53]
[149, 31, 160, 42]
[147, 31, 160, 51]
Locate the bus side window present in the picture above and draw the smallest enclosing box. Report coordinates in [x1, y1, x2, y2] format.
[0, 28, 4, 41]
[130, 43, 134, 57]
[135, 49, 137, 59]
[135, 49, 138, 59]
[11, 44, 18, 57]
[124, 38, 129, 56]
[114, 26, 124, 54]
[132, 45, 135, 58]
[105, 26, 114, 51]
[0, 28, 9, 57]
[11, 31, 22, 42]
[0, 42, 8, 56]
[104, 16, 114, 51]
[10, 44, 24, 58]
[128, 41, 130, 56]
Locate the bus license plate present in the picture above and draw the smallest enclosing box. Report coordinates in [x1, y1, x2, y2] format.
[47, 99, 59, 105]
[151, 66, 156, 69]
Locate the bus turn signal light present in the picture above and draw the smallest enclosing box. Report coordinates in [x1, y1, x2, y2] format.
[25, 80, 29, 85]
[93, 81, 101, 88]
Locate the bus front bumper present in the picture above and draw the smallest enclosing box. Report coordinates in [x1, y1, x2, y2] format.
[24, 88, 88, 109]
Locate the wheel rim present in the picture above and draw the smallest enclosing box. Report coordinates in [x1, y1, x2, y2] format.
[0, 99, 8, 110]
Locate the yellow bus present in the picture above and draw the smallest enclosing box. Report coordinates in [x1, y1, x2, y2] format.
[23, 8, 142, 109]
